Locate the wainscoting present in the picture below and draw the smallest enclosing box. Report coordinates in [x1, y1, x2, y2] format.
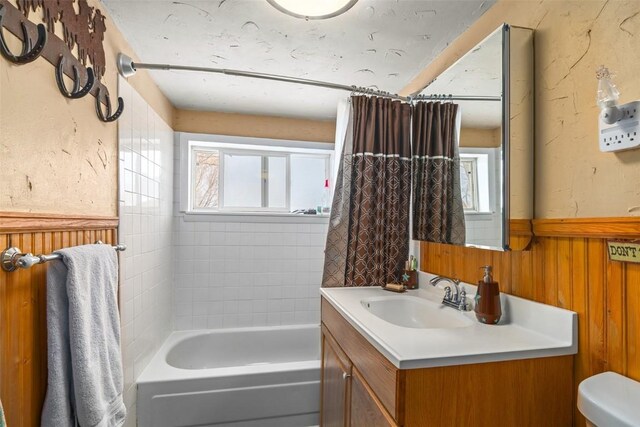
[0, 213, 118, 427]
[420, 217, 640, 426]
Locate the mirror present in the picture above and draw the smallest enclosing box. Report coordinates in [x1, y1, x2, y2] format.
[417, 24, 534, 251]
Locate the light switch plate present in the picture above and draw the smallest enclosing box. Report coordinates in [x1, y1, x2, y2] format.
[599, 100, 640, 152]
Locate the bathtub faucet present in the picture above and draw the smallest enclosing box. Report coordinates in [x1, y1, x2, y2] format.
[429, 276, 469, 311]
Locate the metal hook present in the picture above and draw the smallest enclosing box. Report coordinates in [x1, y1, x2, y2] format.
[0, 4, 47, 64]
[56, 55, 95, 99]
[95, 86, 124, 122]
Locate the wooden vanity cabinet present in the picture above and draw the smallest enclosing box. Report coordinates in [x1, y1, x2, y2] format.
[321, 325, 398, 427]
[321, 329, 351, 427]
[320, 297, 574, 427]
[349, 368, 397, 427]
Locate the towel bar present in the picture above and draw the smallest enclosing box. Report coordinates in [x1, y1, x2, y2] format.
[1, 242, 126, 272]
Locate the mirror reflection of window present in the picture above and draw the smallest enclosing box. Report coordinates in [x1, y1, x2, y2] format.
[460, 158, 478, 212]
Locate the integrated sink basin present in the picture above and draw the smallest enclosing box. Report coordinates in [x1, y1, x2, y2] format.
[361, 295, 473, 329]
[320, 275, 578, 369]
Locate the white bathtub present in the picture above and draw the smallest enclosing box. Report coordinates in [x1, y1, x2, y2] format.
[137, 325, 321, 427]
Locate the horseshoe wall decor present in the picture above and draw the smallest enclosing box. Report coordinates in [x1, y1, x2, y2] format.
[0, 0, 124, 123]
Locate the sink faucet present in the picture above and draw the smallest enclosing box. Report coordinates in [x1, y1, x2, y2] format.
[429, 276, 469, 311]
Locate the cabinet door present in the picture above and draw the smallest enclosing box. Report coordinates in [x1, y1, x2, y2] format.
[321, 331, 351, 427]
[350, 368, 397, 427]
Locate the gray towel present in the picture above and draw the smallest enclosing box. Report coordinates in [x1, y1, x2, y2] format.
[42, 244, 126, 427]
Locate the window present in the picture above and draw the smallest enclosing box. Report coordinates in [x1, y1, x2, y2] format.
[188, 138, 332, 214]
[459, 151, 493, 213]
[460, 158, 479, 211]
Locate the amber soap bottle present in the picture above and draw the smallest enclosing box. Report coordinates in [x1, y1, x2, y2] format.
[474, 265, 502, 324]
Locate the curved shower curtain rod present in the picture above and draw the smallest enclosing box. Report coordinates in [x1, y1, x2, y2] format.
[116, 53, 501, 103]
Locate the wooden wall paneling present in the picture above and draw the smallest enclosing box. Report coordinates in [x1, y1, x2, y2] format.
[533, 217, 640, 239]
[556, 237, 573, 310]
[627, 263, 640, 381]
[509, 219, 533, 250]
[571, 237, 589, 427]
[0, 215, 118, 427]
[531, 239, 545, 303]
[586, 239, 606, 376]
[519, 245, 535, 300]
[543, 237, 559, 306]
[606, 259, 625, 374]
[419, 218, 640, 427]
[0, 213, 118, 233]
[492, 249, 509, 294]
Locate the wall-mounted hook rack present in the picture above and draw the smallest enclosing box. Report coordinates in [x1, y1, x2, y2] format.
[0, 0, 123, 123]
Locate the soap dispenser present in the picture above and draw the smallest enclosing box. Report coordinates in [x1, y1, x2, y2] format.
[475, 265, 502, 324]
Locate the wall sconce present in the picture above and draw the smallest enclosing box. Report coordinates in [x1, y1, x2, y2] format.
[597, 65, 640, 152]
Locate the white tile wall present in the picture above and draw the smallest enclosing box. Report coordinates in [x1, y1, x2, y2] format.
[464, 148, 503, 248]
[465, 213, 502, 248]
[172, 138, 329, 330]
[118, 79, 174, 427]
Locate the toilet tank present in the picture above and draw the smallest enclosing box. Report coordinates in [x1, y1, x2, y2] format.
[578, 371, 640, 427]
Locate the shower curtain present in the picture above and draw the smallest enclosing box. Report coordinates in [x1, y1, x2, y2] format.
[411, 101, 466, 244]
[322, 96, 412, 287]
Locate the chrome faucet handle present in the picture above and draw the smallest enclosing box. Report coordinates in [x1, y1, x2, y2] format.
[444, 286, 452, 301]
[458, 289, 468, 311]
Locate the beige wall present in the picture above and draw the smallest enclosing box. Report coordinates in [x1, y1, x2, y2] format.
[174, 109, 336, 143]
[460, 127, 501, 148]
[0, 0, 334, 217]
[0, 0, 172, 216]
[402, 0, 640, 218]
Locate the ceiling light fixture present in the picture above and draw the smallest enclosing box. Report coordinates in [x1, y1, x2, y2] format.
[266, 0, 359, 20]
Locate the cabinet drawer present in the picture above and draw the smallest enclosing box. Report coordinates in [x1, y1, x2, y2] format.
[321, 298, 401, 422]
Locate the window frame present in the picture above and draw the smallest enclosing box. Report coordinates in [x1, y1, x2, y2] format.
[460, 157, 480, 212]
[180, 132, 334, 216]
[459, 148, 498, 215]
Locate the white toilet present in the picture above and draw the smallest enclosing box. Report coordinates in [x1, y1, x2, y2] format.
[578, 371, 640, 426]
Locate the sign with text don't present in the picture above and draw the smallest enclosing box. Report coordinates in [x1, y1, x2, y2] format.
[607, 241, 640, 263]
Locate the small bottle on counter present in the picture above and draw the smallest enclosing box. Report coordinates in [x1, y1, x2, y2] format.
[401, 255, 418, 289]
[474, 265, 502, 324]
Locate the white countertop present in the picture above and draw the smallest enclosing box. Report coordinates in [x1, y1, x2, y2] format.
[320, 272, 578, 369]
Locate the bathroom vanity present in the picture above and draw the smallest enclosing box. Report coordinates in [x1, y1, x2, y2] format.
[320, 280, 578, 427]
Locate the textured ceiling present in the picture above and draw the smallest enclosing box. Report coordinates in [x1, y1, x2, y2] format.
[103, 0, 495, 120]
[421, 27, 502, 128]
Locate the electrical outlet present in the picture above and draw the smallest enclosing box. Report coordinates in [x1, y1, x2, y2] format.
[599, 100, 640, 152]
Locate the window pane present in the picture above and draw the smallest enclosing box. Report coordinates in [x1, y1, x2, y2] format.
[460, 158, 477, 211]
[194, 149, 220, 209]
[290, 155, 328, 211]
[223, 154, 262, 208]
[268, 156, 287, 208]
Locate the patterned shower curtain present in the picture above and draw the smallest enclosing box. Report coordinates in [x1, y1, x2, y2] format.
[322, 96, 412, 287]
[412, 101, 466, 244]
